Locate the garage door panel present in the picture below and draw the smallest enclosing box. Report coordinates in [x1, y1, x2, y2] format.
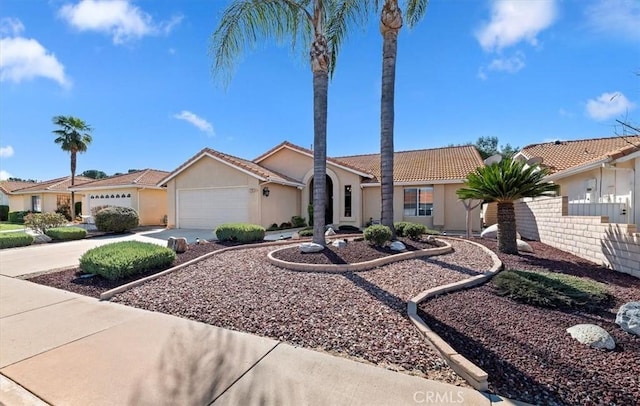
[178, 188, 249, 229]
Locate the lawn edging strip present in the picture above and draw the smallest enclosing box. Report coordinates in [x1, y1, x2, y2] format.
[407, 237, 503, 392]
[267, 239, 453, 272]
[99, 239, 301, 301]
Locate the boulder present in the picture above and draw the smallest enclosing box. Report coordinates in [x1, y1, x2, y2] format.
[566, 324, 615, 350]
[300, 242, 324, 253]
[480, 224, 521, 240]
[167, 237, 188, 253]
[291, 232, 300, 240]
[390, 241, 406, 252]
[325, 228, 336, 236]
[517, 239, 534, 253]
[332, 239, 347, 248]
[33, 234, 52, 244]
[616, 302, 640, 336]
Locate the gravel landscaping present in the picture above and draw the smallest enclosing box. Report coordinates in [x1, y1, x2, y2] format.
[419, 239, 640, 406]
[111, 239, 493, 384]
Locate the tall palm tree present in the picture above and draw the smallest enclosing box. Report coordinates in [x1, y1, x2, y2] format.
[379, 0, 429, 238]
[211, 0, 367, 246]
[52, 115, 93, 219]
[457, 158, 558, 254]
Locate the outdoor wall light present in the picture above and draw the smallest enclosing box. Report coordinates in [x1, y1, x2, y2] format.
[262, 187, 270, 197]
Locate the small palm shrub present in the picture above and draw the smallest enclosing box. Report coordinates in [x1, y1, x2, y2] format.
[364, 225, 392, 246]
[79, 241, 176, 280]
[0, 232, 34, 249]
[24, 212, 67, 233]
[45, 227, 87, 241]
[95, 206, 139, 233]
[493, 269, 610, 309]
[291, 215, 307, 228]
[298, 226, 313, 237]
[215, 223, 265, 243]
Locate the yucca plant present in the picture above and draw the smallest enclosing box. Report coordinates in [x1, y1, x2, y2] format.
[457, 158, 558, 254]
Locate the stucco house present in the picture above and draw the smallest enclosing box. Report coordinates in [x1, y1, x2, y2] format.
[7, 176, 93, 214]
[514, 135, 640, 226]
[160, 141, 484, 231]
[70, 169, 169, 226]
[0, 180, 37, 206]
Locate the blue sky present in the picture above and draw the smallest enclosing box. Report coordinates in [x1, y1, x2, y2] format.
[0, 0, 638, 181]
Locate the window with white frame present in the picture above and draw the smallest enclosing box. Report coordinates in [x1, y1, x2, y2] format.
[403, 187, 433, 216]
[31, 195, 42, 212]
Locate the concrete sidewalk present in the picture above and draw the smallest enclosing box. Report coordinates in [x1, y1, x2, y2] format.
[0, 276, 515, 406]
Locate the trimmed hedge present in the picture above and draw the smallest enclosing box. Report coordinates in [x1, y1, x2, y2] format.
[45, 227, 87, 241]
[298, 226, 313, 237]
[0, 232, 34, 249]
[364, 224, 392, 246]
[95, 206, 139, 233]
[395, 221, 440, 238]
[0, 205, 9, 221]
[79, 241, 176, 280]
[215, 223, 265, 243]
[8, 211, 38, 224]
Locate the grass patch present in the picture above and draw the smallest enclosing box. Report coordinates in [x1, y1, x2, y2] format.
[79, 241, 176, 280]
[0, 222, 24, 231]
[0, 232, 34, 249]
[492, 269, 610, 309]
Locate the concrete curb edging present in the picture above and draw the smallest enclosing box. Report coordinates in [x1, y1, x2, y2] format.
[407, 237, 503, 392]
[99, 239, 301, 301]
[267, 240, 453, 273]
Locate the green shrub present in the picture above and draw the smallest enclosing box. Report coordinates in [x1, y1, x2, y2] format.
[8, 211, 37, 224]
[291, 215, 307, 228]
[298, 226, 313, 237]
[395, 221, 439, 237]
[403, 223, 427, 240]
[394, 222, 412, 237]
[56, 204, 72, 221]
[266, 223, 279, 231]
[338, 225, 360, 232]
[492, 269, 610, 309]
[279, 221, 292, 229]
[24, 212, 67, 233]
[364, 224, 392, 246]
[0, 205, 9, 221]
[307, 203, 314, 226]
[215, 223, 265, 243]
[45, 226, 87, 241]
[79, 241, 176, 280]
[0, 232, 34, 249]
[95, 206, 139, 233]
[91, 205, 112, 217]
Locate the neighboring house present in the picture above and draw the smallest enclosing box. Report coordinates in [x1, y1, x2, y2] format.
[514, 135, 640, 226]
[70, 169, 169, 226]
[0, 180, 37, 206]
[160, 141, 484, 231]
[7, 176, 93, 213]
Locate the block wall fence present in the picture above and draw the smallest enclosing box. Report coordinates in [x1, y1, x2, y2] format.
[514, 196, 640, 278]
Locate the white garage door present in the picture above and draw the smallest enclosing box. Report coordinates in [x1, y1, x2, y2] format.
[178, 187, 250, 229]
[89, 193, 132, 210]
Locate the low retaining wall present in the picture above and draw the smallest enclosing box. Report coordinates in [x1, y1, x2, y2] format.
[515, 196, 640, 278]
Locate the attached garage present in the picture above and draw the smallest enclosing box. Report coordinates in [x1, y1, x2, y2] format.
[177, 187, 250, 229]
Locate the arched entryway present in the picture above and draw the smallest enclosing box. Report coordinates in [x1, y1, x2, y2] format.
[309, 175, 334, 224]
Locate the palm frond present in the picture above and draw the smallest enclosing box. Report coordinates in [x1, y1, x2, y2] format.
[326, 0, 375, 77]
[210, 0, 312, 86]
[404, 0, 429, 28]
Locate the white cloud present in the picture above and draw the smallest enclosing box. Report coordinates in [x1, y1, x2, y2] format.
[586, 92, 636, 121]
[0, 145, 14, 158]
[0, 19, 70, 87]
[584, 0, 640, 42]
[487, 52, 525, 73]
[0, 170, 12, 180]
[58, 0, 183, 44]
[173, 111, 214, 135]
[476, 0, 558, 52]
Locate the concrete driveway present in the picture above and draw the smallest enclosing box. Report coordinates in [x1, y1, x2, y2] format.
[0, 228, 209, 278]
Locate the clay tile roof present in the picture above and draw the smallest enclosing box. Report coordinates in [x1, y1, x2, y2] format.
[254, 141, 374, 177]
[519, 135, 640, 174]
[70, 169, 170, 189]
[159, 147, 303, 187]
[0, 180, 37, 194]
[11, 176, 95, 193]
[336, 145, 484, 183]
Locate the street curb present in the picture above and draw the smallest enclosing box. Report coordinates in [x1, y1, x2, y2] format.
[407, 237, 503, 392]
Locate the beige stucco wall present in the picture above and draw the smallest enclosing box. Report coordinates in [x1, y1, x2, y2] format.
[259, 148, 310, 181]
[260, 183, 300, 227]
[138, 188, 167, 226]
[361, 183, 480, 232]
[166, 156, 261, 228]
[9, 193, 84, 214]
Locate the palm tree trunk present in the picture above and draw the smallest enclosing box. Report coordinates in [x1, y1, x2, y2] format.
[380, 0, 402, 239]
[311, 32, 329, 246]
[497, 201, 518, 254]
[70, 151, 77, 220]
